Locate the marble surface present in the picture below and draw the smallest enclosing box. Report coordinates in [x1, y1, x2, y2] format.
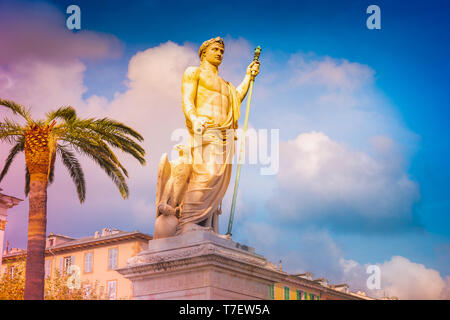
[118, 229, 281, 300]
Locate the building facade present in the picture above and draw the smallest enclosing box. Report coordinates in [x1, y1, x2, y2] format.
[270, 272, 376, 300]
[2, 228, 152, 299]
[0, 188, 22, 264]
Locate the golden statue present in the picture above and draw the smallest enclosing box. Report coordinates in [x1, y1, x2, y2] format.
[154, 37, 260, 239]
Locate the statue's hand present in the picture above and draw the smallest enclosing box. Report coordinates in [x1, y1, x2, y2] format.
[193, 117, 209, 134]
[246, 61, 260, 78]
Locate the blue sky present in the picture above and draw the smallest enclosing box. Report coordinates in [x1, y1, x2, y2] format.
[1, 0, 449, 298]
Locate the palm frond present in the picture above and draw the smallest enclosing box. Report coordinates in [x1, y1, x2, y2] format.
[93, 118, 144, 142]
[57, 145, 86, 203]
[25, 166, 30, 197]
[61, 118, 146, 167]
[89, 130, 146, 165]
[46, 106, 76, 123]
[0, 136, 24, 182]
[64, 139, 129, 199]
[0, 99, 32, 122]
[0, 118, 25, 143]
[41, 106, 145, 199]
[84, 150, 129, 199]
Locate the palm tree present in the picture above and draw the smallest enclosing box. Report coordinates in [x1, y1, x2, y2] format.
[0, 99, 146, 300]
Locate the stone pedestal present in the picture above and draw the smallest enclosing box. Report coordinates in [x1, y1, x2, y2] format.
[117, 229, 283, 300]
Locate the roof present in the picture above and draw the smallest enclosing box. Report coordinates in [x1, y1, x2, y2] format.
[2, 230, 152, 260]
[0, 190, 22, 209]
[50, 230, 149, 249]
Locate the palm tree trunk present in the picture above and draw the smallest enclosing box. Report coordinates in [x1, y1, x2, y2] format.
[24, 173, 48, 300]
[23, 125, 54, 300]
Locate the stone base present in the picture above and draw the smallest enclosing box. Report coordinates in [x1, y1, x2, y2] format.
[117, 229, 282, 300]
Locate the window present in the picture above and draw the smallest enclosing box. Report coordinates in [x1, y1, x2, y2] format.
[45, 259, 52, 278]
[284, 286, 290, 300]
[9, 266, 16, 278]
[84, 252, 93, 273]
[304, 292, 308, 300]
[296, 289, 302, 300]
[63, 256, 74, 274]
[269, 284, 274, 299]
[309, 293, 315, 300]
[108, 248, 118, 270]
[107, 280, 117, 300]
[59, 257, 63, 275]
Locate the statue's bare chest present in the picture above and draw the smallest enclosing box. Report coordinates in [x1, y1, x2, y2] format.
[198, 70, 229, 96]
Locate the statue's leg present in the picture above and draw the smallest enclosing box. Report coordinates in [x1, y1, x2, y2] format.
[203, 214, 213, 228]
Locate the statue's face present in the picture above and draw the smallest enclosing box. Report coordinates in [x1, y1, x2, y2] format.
[203, 42, 224, 67]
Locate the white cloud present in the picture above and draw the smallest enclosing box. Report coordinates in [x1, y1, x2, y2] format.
[380, 256, 450, 299]
[342, 256, 450, 300]
[288, 54, 374, 92]
[270, 131, 420, 232]
[0, 60, 87, 118]
[241, 222, 450, 300]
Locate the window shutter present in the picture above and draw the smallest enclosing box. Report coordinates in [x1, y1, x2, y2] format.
[45, 260, 51, 278]
[108, 249, 112, 269]
[85, 253, 93, 273]
[59, 257, 63, 274]
[284, 286, 290, 300]
[108, 280, 117, 300]
[108, 248, 117, 270]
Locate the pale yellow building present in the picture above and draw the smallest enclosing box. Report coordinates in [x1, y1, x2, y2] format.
[270, 271, 376, 300]
[2, 228, 152, 299]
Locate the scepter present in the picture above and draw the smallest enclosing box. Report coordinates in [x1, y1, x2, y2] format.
[227, 45, 261, 237]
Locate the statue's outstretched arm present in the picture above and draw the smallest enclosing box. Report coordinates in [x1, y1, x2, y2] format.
[236, 61, 260, 102]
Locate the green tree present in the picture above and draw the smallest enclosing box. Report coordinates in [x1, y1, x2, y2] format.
[0, 258, 106, 300]
[0, 99, 146, 300]
[0, 259, 25, 300]
[44, 270, 106, 300]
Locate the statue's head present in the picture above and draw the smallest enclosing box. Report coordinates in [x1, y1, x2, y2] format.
[199, 37, 225, 67]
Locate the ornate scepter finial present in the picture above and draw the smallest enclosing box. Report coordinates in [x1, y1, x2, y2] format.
[253, 46, 261, 62]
